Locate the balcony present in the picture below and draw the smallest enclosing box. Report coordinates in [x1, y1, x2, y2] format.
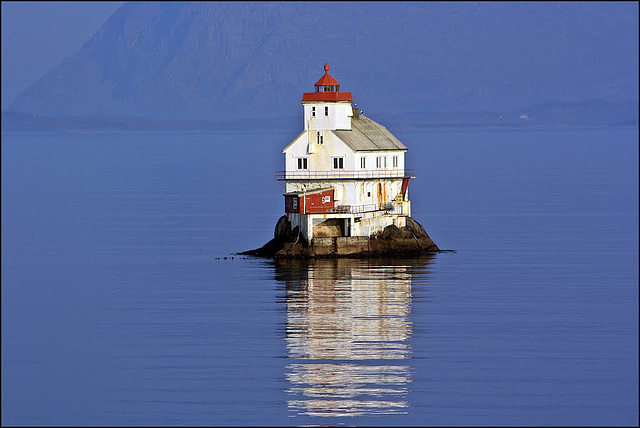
[305, 204, 377, 214]
[305, 201, 410, 215]
[275, 169, 415, 181]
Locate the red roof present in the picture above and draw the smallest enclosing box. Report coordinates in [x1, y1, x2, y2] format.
[314, 63, 340, 87]
[302, 92, 353, 102]
[302, 63, 351, 102]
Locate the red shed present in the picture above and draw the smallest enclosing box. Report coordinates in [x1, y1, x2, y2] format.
[284, 188, 335, 214]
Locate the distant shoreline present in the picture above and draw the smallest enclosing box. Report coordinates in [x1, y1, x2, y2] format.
[2, 112, 637, 134]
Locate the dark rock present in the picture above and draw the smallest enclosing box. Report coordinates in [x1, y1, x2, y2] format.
[380, 224, 401, 240]
[276, 242, 311, 259]
[238, 236, 281, 257]
[406, 216, 429, 239]
[240, 215, 306, 257]
[380, 224, 415, 240]
[240, 215, 439, 258]
[274, 215, 293, 241]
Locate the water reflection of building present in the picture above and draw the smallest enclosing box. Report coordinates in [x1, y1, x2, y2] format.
[275, 257, 433, 418]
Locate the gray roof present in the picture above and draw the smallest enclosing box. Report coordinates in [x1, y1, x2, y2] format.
[333, 116, 407, 152]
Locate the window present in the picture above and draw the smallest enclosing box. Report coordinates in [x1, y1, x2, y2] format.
[393, 156, 398, 168]
[324, 106, 329, 116]
[311, 107, 316, 117]
[360, 157, 366, 169]
[333, 157, 344, 169]
[297, 157, 307, 169]
[376, 156, 382, 168]
[316, 132, 323, 144]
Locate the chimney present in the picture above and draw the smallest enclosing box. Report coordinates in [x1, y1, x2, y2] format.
[352, 104, 359, 119]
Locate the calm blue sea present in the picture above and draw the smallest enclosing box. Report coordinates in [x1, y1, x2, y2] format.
[2, 127, 638, 426]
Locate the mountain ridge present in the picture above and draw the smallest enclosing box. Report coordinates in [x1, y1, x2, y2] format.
[7, 1, 638, 123]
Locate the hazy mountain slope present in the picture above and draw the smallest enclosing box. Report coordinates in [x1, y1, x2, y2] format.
[8, 1, 638, 121]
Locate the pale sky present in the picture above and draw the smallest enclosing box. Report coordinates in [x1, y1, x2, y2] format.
[1, 1, 125, 110]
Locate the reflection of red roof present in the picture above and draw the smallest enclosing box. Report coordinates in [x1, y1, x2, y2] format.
[314, 63, 340, 87]
[302, 92, 353, 102]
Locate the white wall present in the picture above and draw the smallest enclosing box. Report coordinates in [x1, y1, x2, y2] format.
[303, 102, 352, 131]
[284, 132, 407, 208]
[283, 107, 409, 210]
[284, 134, 407, 175]
[355, 151, 405, 171]
[284, 128, 356, 173]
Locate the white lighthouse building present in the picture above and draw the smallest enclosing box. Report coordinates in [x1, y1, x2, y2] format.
[277, 64, 414, 243]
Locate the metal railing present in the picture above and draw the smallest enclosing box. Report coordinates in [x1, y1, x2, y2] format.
[304, 202, 408, 215]
[306, 204, 378, 214]
[275, 169, 415, 181]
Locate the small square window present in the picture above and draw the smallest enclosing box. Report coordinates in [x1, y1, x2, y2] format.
[311, 107, 316, 117]
[297, 158, 307, 169]
[333, 157, 344, 169]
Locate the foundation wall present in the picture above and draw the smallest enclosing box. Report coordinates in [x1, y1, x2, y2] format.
[336, 237, 370, 255]
[312, 237, 335, 255]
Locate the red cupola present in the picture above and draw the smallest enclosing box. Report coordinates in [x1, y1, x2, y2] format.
[314, 63, 341, 90]
[302, 63, 353, 103]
